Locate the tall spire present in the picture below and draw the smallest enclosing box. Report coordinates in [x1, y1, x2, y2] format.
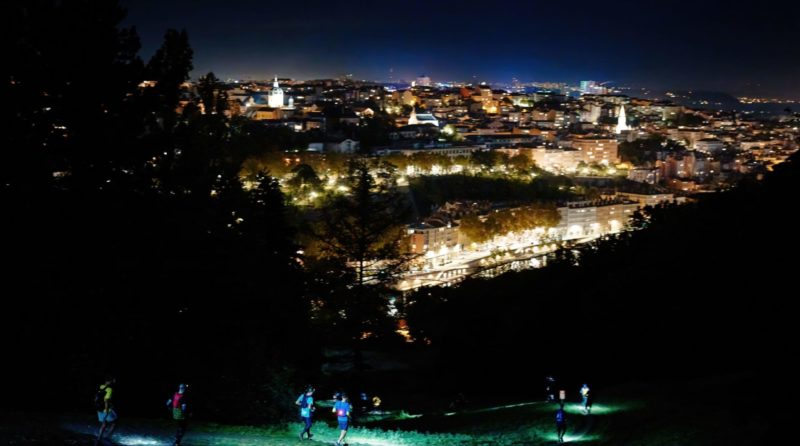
[616, 105, 630, 134]
[268, 75, 284, 108]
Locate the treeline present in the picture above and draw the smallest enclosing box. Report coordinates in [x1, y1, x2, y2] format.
[2, 0, 314, 423]
[3, 1, 416, 423]
[459, 204, 560, 244]
[409, 174, 574, 215]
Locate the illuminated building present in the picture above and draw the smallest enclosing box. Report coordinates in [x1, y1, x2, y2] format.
[268, 76, 284, 108]
[408, 108, 439, 126]
[615, 105, 631, 133]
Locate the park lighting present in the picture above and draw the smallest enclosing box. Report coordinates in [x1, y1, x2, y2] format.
[116, 436, 160, 446]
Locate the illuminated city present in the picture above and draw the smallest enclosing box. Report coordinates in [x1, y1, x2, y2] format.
[3, 1, 797, 445]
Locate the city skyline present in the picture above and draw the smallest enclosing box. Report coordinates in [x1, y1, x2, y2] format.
[122, 0, 800, 98]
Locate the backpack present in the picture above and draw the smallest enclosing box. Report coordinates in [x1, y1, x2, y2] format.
[299, 395, 309, 409]
[556, 409, 565, 423]
[94, 387, 107, 411]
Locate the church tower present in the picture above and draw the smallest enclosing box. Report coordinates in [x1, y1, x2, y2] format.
[268, 76, 284, 108]
[616, 105, 631, 134]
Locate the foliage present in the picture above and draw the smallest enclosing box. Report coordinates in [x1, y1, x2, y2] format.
[410, 175, 573, 216]
[304, 159, 412, 346]
[459, 204, 561, 244]
[3, 2, 310, 423]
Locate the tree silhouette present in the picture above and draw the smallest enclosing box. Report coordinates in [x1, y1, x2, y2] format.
[215, 88, 230, 115]
[145, 29, 193, 128]
[4, 0, 144, 189]
[288, 163, 323, 191]
[198, 71, 220, 114]
[508, 153, 533, 174]
[3, 3, 312, 423]
[308, 159, 412, 351]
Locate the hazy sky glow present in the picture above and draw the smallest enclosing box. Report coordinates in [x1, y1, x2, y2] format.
[122, 0, 800, 97]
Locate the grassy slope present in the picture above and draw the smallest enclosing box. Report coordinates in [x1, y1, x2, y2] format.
[0, 373, 775, 445]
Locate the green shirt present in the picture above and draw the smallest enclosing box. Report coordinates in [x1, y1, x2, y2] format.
[100, 384, 113, 410]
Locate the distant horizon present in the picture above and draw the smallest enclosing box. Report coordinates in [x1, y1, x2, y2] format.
[184, 73, 799, 103]
[158, 58, 800, 101]
[121, 0, 799, 101]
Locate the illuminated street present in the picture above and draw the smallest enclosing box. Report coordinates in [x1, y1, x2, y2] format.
[399, 226, 613, 290]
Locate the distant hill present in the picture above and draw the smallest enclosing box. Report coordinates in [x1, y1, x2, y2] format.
[646, 90, 741, 109]
[640, 89, 791, 114]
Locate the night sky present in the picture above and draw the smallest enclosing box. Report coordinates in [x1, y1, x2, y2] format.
[122, 0, 799, 97]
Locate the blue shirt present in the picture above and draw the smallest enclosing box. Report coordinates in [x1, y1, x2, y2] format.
[297, 395, 313, 418]
[334, 401, 351, 420]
